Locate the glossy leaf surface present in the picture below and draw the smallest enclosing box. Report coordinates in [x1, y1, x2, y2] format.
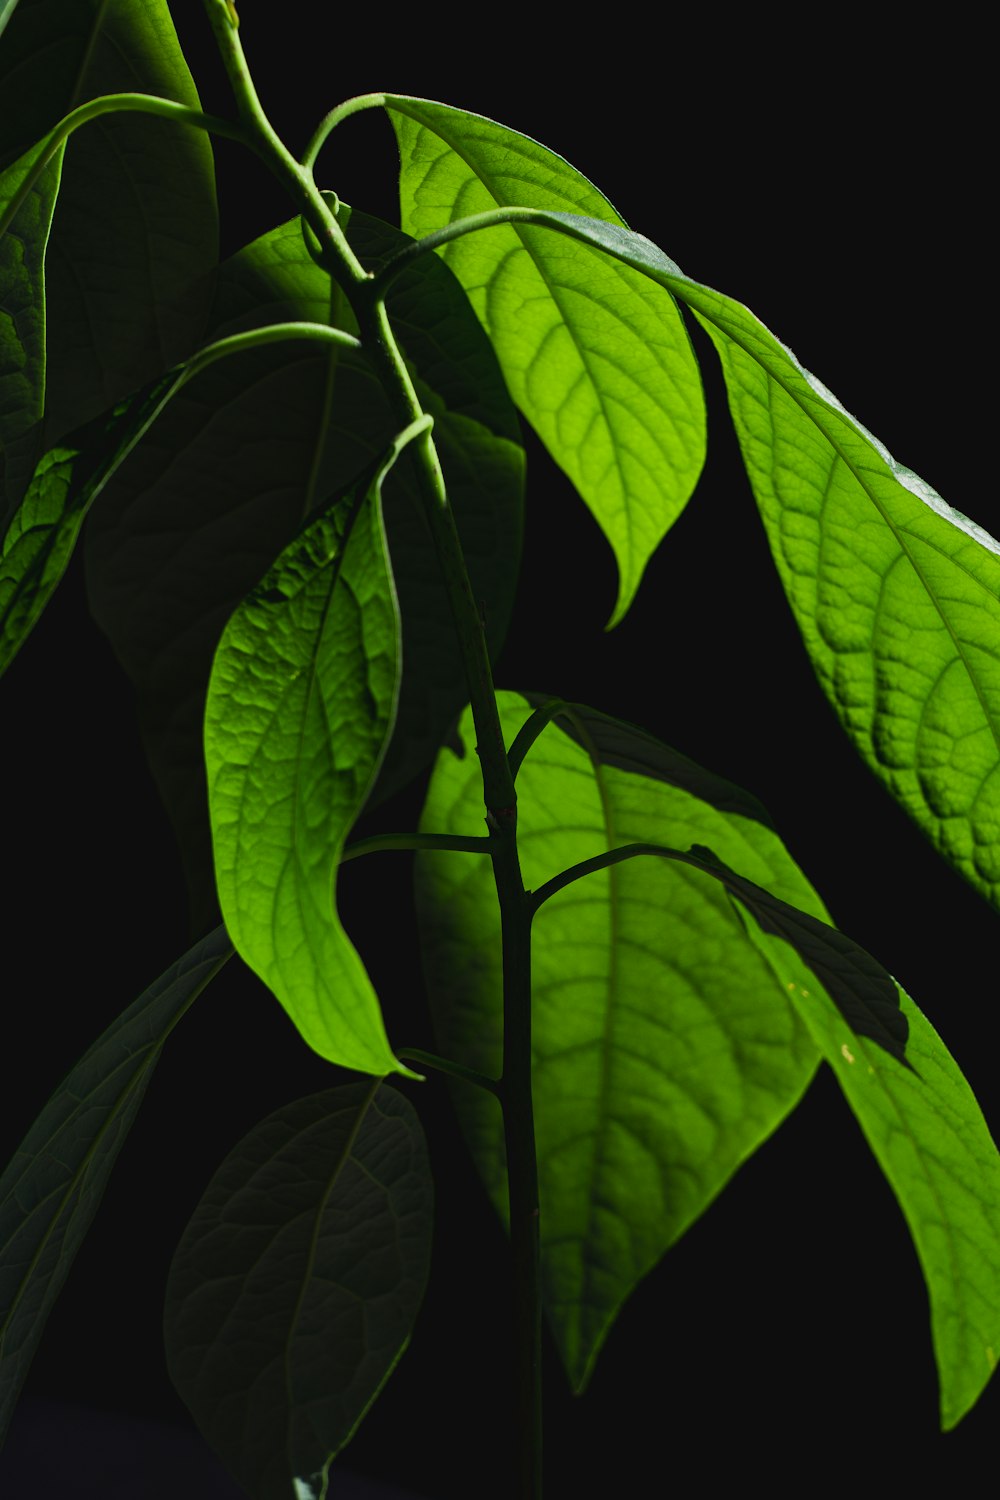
[164, 1082, 432, 1500]
[738, 906, 1000, 1429]
[85, 209, 523, 929]
[416, 693, 823, 1389]
[0, 925, 232, 1445]
[388, 96, 705, 625]
[204, 438, 410, 1077]
[0, 0, 217, 447]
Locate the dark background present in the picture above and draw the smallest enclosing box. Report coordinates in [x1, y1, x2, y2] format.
[2, 6, 995, 1495]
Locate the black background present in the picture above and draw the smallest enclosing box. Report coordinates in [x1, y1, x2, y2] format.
[2, 5, 996, 1496]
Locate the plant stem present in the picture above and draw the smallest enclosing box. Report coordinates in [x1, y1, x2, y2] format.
[204, 9, 543, 1490]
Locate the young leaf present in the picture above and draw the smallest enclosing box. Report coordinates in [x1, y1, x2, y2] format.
[387, 96, 706, 625]
[0, 925, 232, 1446]
[204, 433, 415, 1078]
[85, 209, 523, 928]
[735, 906, 1000, 1429]
[0, 137, 64, 515]
[0, 0, 218, 448]
[163, 1082, 433, 1500]
[415, 693, 824, 1390]
[0, 367, 184, 679]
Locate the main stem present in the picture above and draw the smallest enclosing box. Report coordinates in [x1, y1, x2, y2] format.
[204, 5, 542, 1491]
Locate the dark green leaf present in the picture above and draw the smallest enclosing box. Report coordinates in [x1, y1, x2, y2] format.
[416, 693, 823, 1390]
[736, 908, 1000, 1429]
[0, 367, 183, 678]
[164, 1082, 433, 1500]
[387, 95, 705, 625]
[0, 138, 64, 513]
[0, 925, 232, 1445]
[204, 438, 412, 1077]
[0, 0, 218, 453]
[85, 209, 523, 928]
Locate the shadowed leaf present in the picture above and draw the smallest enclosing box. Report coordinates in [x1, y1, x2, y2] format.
[0, 367, 182, 678]
[0, 925, 232, 1445]
[0, 0, 217, 455]
[164, 1082, 432, 1500]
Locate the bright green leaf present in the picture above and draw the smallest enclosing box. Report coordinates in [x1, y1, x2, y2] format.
[85, 209, 523, 929]
[737, 906, 1000, 1429]
[427, 201, 1000, 911]
[415, 693, 824, 1390]
[0, 0, 217, 450]
[164, 1082, 433, 1500]
[685, 287, 1000, 913]
[387, 96, 705, 625]
[0, 366, 183, 678]
[0, 924, 232, 1445]
[204, 436, 415, 1077]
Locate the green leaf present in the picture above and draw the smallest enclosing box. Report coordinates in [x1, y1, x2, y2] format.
[416, 199, 1000, 910]
[204, 435, 414, 1078]
[386, 96, 705, 625]
[0, 366, 183, 678]
[0, 925, 232, 1446]
[0, 0, 217, 455]
[675, 843, 910, 1068]
[0, 137, 64, 513]
[415, 693, 823, 1390]
[85, 209, 523, 929]
[685, 289, 1000, 914]
[164, 1082, 433, 1500]
[736, 906, 1000, 1429]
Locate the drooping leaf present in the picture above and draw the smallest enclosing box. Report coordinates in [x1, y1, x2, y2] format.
[415, 693, 823, 1390]
[0, 366, 183, 678]
[0, 0, 217, 454]
[684, 287, 1000, 914]
[164, 1082, 433, 1500]
[407, 194, 1000, 910]
[0, 136, 64, 513]
[0, 925, 232, 1446]
[737, 906, 1000, 1429]
[85, 209, 523, 929]
[204, 434, 416, 1077]
[387, 95, 705, 625]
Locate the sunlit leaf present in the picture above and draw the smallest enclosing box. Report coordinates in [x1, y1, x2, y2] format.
[164, 1082, 433, 1500]
[415, 693, 823, 1389]
[737, 906, 1000, 1429]
[0, 0, 217, 448]
[420, 196, 1000, 910]
[204, 435, 415, 1077]
[0, 925, 232, 1445]
[387, 96, 705, 625]
[86, 209, 523, 930]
